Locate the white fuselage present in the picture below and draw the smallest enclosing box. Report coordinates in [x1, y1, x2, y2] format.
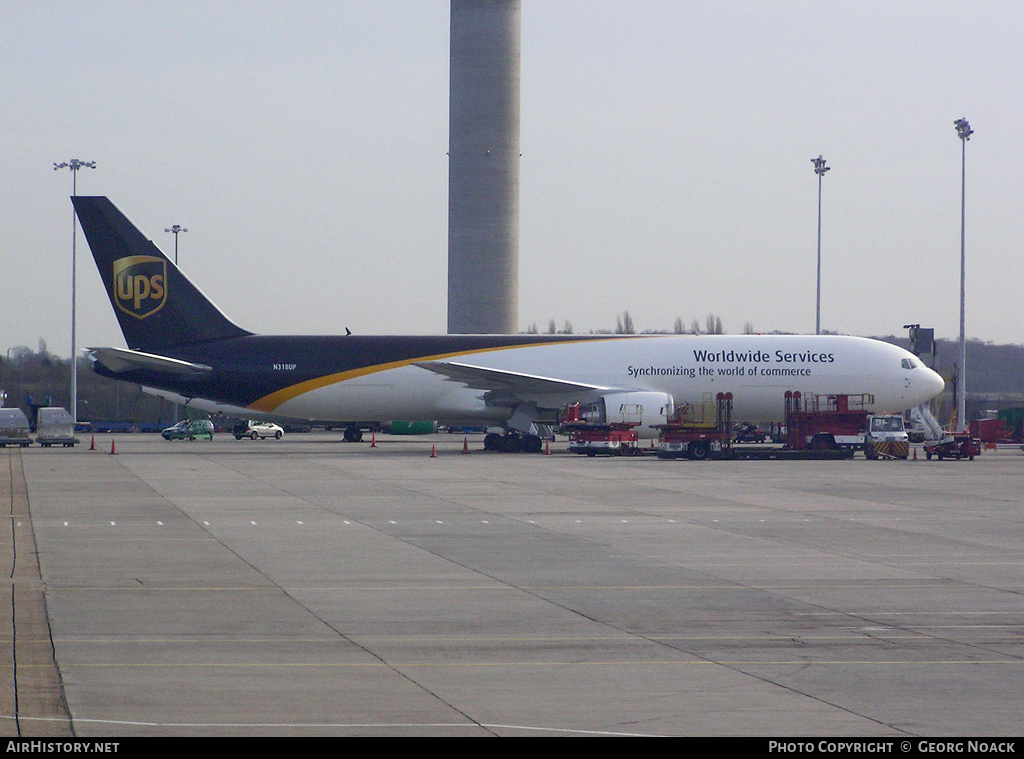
[246, 334, 944, 427]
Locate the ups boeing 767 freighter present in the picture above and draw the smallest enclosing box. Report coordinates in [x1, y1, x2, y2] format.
[73, 196, 945, 450]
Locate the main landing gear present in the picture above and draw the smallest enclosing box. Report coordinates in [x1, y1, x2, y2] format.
[483, 431, 544, 453]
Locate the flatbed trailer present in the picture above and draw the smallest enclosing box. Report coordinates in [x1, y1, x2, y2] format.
[730, 444, 854, 460]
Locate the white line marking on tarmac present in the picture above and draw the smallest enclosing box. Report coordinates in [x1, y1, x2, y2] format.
[6, 715, 656, 737]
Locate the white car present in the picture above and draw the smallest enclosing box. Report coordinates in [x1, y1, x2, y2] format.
[234, 420, 284, 440]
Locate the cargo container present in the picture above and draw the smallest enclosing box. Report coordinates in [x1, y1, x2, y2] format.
[0, 408, 33, 447]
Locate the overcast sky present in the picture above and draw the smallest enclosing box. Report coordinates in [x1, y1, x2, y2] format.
[2, 1, 1022, 359]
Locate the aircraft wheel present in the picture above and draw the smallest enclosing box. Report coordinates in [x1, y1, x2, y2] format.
[689, 442, 710, 461]
[523, 435, 543, 454]
[811, 433, 835, 450]
[483, 433, 502, 451]
[343, 427, 363, 443]
[501, 435, 524, 453]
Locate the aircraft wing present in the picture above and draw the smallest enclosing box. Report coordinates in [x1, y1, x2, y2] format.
[87, 347, 213, 376]
[415, 360, 614, 396]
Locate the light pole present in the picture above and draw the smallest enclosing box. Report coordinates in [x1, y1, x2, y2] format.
[53, 159, 96, 424]
[811, 155, 830, 335]
[954, 118, 972, 432]
[164, 225, 187, 422]
[164, 224, 187, 267]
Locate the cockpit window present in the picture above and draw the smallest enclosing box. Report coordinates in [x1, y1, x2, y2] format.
[901, 357, 924, 370]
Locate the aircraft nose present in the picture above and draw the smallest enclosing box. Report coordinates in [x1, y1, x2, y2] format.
[919, 366, 946, 402]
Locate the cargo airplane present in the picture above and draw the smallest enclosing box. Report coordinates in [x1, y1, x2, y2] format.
[73, 196, 945, 451]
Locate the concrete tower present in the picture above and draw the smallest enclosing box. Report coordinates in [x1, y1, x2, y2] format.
[448, 0, 521, 334]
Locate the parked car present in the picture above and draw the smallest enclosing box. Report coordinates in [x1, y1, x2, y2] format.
[233, 420, 284, 440]
[733, 423, 767, 443]
[162, 419, 215, 441]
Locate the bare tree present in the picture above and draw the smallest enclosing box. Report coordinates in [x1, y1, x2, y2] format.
[615, 310, 636, 334]
[673, 317, 685, 334]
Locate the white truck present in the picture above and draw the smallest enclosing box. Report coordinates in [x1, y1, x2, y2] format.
[863, 414, 910, 459]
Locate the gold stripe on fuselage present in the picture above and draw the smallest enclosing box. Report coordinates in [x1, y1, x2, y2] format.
[247, 336, 635, 413]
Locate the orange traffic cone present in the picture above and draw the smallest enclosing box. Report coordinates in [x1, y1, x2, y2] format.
[109, 439, 117, 455]
[89, 436, 95, 451]
[462, 437, 470, 454]
[545, 440, 551, 455]
[370, 433, 376, 448]
[430, 444, 437, 458]
[912, 446, 917, 461]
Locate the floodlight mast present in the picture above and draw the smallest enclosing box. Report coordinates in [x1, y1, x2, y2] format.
[811, 155, 830, 335]
[954, 118, 972, 433]
[165, 224, 188, 267]
[164, 224, 188, 423]
[53, 159, 96, 424]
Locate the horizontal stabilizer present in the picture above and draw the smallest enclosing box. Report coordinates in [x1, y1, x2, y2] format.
[87, 347, 212, 376]
[415, 360, 612, 395]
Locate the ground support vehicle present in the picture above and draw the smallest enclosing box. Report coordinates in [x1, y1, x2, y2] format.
[35, 407, 78, 447]
[785, 392, 910, 459]
[565, 422, 641, 456]
[657, 392, 877, 461]
[774, 393, 905, 458]
[784, 392, 870, 452]
[863, 414, 910, 459]
[733, 422, 766, 443]
[970, 416, 1022, 450]
[924, 433, 981, 460]
[655, 393, 733, 460]
[559, 401, 645, 456]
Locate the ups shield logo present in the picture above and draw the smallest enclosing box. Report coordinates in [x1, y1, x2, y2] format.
[113, 256, 167, 319]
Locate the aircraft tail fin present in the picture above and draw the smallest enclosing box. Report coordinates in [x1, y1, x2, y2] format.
[73, 196, 252, 351]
